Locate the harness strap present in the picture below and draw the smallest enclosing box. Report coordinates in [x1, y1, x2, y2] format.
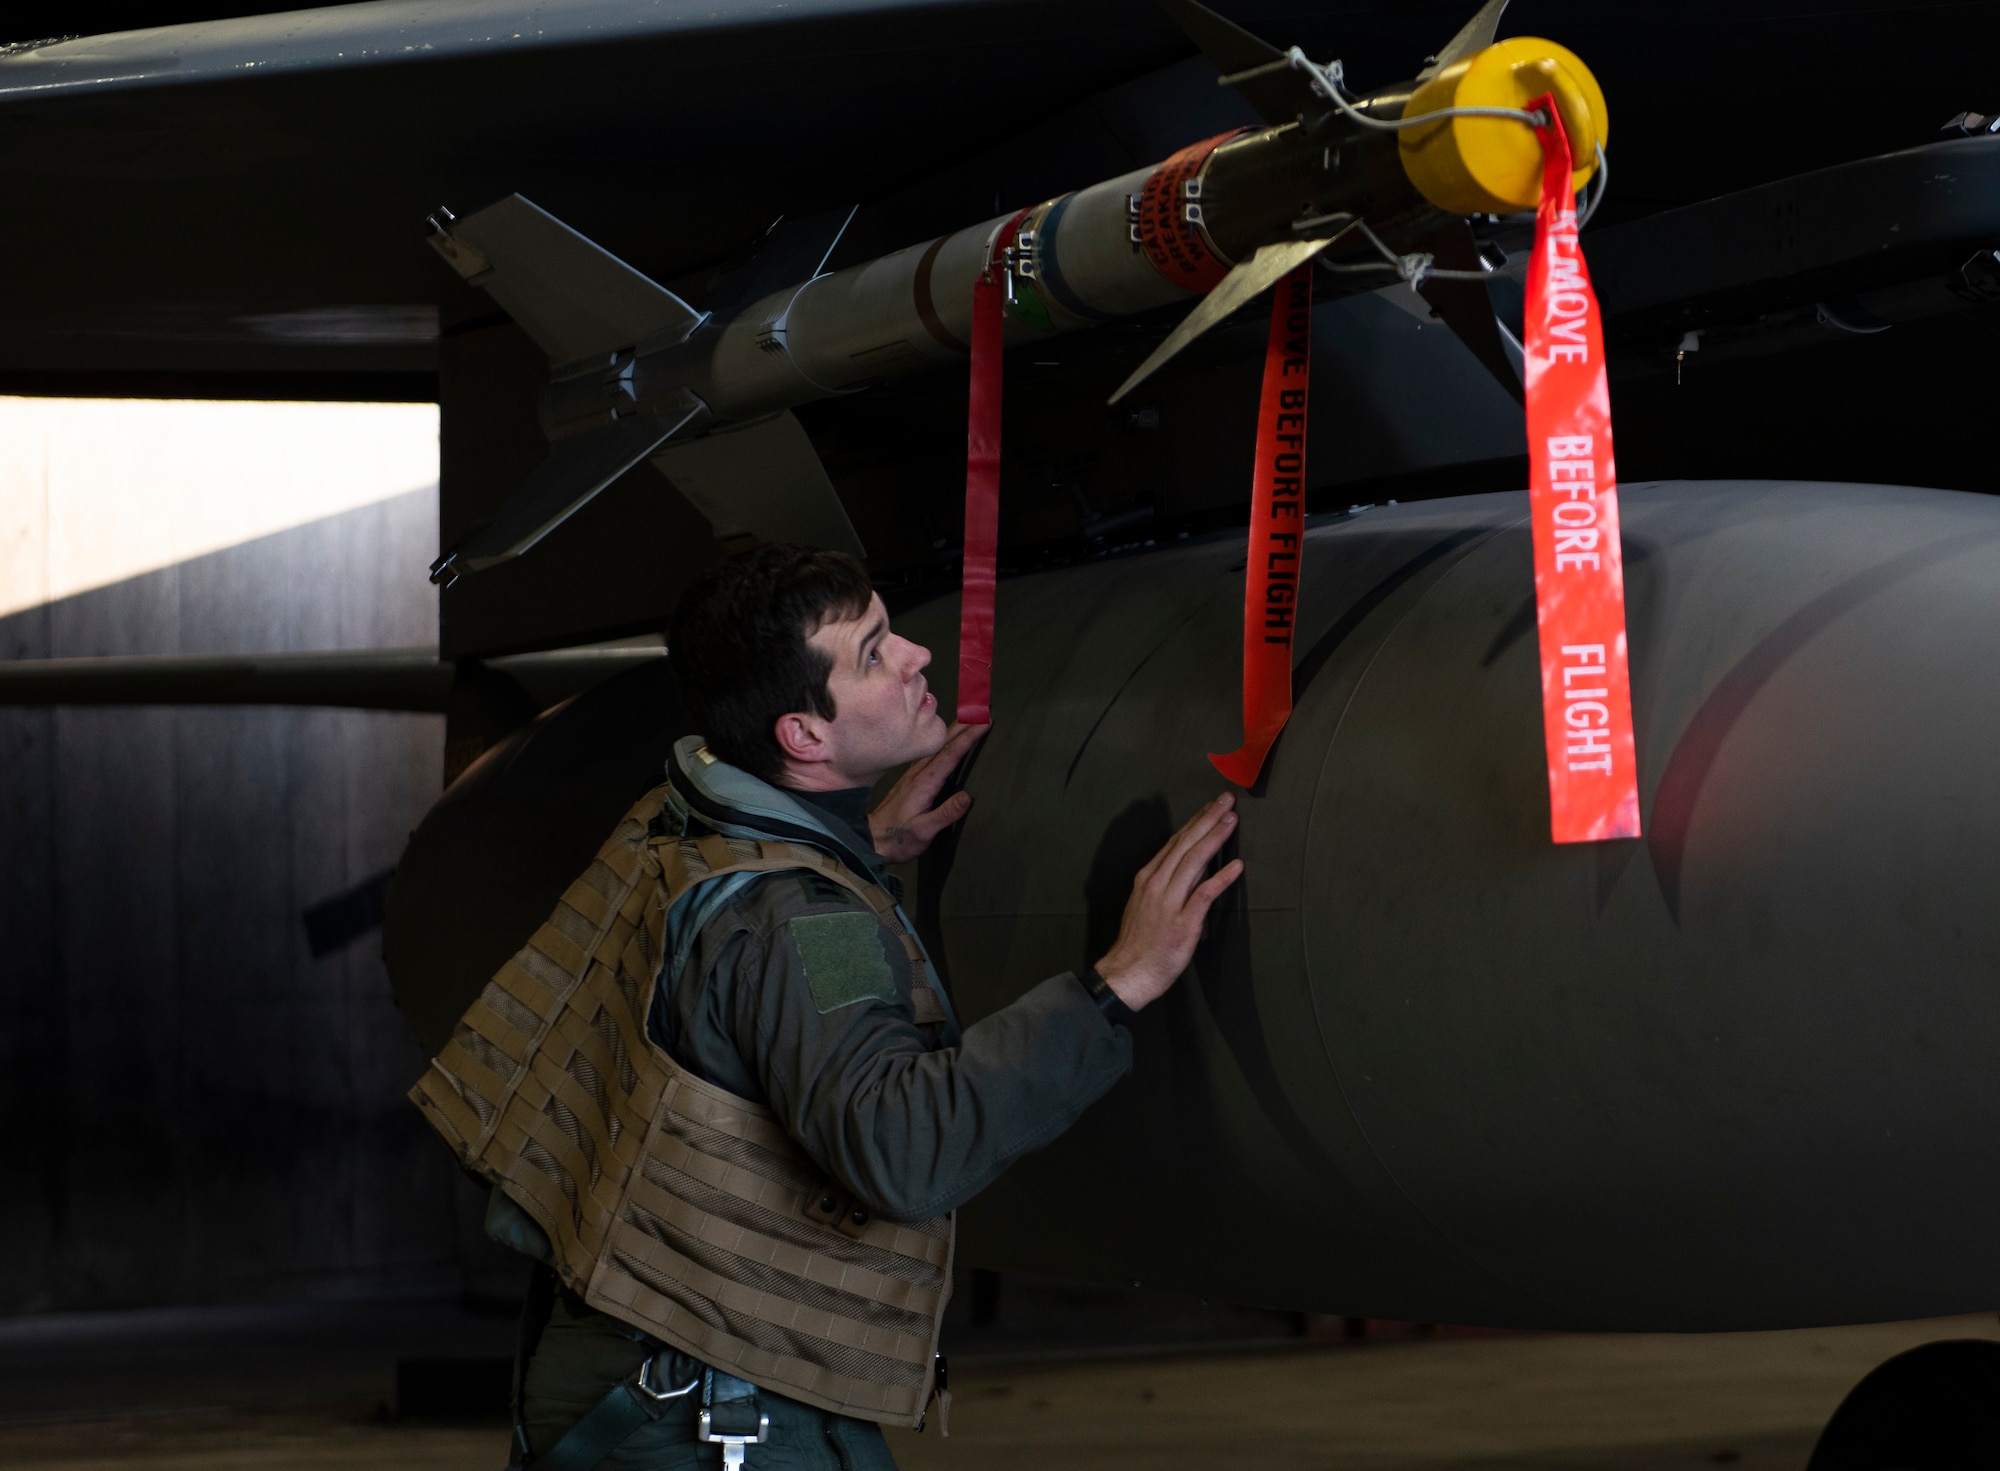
[526, 1350, 700, 1471]
[698, 1368, 768, 1470]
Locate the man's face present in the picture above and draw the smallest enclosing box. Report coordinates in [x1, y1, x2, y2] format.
[795, 592, 948, 787]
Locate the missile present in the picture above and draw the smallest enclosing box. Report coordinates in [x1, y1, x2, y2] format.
[386, 477, 2000, 1330]
[422, 0, 1606, 584]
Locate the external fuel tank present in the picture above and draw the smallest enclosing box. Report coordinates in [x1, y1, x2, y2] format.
[386, 479, 2000, 1331]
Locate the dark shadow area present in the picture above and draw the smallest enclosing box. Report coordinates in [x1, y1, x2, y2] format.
[0, 1297, 515, 1426]
[302, 868, 395, 958]
[1184, 820, 1346, 1187]
[383, 658, 688, 1059]
[1081, 795, 1174, 969]
[1613, 310, 2000, 496]
[0, 489, 449, 1317]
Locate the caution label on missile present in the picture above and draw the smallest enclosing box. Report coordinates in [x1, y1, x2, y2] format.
[1524, 97, 1641, 842]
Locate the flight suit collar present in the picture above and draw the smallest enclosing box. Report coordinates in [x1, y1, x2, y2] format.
[782, 785, 887, 884]
[666, 735, 885, 882]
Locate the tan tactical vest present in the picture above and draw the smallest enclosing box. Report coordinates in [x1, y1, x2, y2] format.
[409, 782, 954, 1427]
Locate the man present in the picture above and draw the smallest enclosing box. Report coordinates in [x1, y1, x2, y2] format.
[436, 545, 1240, 1470]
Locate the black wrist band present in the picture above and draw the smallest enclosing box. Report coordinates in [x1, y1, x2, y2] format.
[1080, 966, 1137, 1029]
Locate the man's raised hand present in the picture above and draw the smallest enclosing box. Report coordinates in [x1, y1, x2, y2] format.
[868, 722, 990, 863]
[1093, 794, 1244, 1012]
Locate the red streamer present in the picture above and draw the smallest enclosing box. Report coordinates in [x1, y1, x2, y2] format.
[957, 217, 1025, 725]
[1210, 263, 1313, 787]
[1524, 96, 1640, 842]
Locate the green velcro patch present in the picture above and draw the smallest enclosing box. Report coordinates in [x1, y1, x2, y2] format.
[789, 912, 895, 1013]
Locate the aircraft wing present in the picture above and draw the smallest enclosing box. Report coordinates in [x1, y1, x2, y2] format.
[12, 0, 2000, 668]
[0, 643, 660, 711]
[11, 0, 1998, 385]
[0, 0, 1348, 382]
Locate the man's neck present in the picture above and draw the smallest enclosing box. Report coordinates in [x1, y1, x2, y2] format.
[777, 763, 880, 794]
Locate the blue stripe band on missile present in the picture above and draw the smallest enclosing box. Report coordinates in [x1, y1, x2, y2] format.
[1034, 193, 1117, 322]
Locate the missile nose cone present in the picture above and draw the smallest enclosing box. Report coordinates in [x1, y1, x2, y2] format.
[1399, 37, 1608, 213]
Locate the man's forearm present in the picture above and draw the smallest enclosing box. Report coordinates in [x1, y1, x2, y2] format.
[789, 973, 1133, 1221]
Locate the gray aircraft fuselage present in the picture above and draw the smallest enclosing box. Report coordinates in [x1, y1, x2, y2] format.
[387, 477, 2000, 1331]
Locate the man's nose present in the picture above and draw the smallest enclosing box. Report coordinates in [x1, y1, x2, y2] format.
[901, 637, 932, 677]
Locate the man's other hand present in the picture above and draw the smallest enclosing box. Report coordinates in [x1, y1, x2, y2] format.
[869, 722, 990, 863]
[1094, 794, 1244, 1012]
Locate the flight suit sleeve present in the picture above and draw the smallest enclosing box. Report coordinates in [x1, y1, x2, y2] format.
[715, 876, 1133, 1222]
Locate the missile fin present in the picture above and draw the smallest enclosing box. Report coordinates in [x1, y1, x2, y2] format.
[650, 411, 864, 559]
[1419, 0, 1511, 79]
[1411, 220, 1525, 403]
[1156, 0, 1322, 125]
[441, 195, 705, 367]
[1108, 234, 1339, 406]
[430, 396, 706, 585]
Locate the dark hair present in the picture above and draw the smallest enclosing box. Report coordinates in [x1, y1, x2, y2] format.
[667, 544, 875, 782]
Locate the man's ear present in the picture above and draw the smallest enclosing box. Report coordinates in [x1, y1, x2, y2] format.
[773, 710, 829, 766]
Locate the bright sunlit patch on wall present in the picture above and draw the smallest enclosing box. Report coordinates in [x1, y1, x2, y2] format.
[0, 397, 439, 621]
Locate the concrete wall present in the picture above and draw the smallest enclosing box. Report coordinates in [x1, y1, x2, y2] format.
[0, 399, 453, 1314]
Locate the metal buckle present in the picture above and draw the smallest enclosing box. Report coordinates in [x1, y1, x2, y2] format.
[635, 1355, 700, 1402]
[697, 1407, 770, 1471]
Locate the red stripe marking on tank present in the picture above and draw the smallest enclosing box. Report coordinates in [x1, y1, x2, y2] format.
[1647, 534, 1984, 922]
[913, 236, 970, 356]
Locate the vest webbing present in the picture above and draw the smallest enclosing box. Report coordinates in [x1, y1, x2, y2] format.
[409, 782, 954, 1427]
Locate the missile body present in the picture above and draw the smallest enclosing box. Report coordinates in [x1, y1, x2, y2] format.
[426, 31, 1605, 577]
[388, 479, 2000, 1329]
[529, 107, 1442, 433]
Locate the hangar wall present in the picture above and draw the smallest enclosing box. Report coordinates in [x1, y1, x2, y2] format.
[0, 399, 451, 1315]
